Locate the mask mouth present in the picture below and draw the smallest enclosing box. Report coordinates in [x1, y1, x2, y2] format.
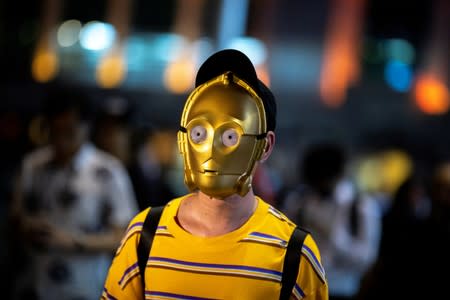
[202, 169, 219, 176]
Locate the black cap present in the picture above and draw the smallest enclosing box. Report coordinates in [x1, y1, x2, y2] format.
[195, 49, 277, 132]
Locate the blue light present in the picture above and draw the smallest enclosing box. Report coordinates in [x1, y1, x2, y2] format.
[152, 33, 185, 62]
[226, 37, 267, 65]
[384, 60, 413, 92]
[79, 21, 116, 51]
[384, 38, 415, 64]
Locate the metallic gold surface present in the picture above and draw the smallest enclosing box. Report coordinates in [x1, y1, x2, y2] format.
[178, 72, 267, 198]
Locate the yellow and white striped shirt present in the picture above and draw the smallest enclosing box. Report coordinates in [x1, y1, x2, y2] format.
[102, 195, 328, 300]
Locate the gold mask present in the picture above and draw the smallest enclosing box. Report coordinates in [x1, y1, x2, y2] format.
[178, 72, 267, 198]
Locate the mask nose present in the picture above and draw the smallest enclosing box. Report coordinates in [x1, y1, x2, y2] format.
[202, 158, 220, 172]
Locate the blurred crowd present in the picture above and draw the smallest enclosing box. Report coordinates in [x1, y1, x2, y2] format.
[2, 84, 450, 299]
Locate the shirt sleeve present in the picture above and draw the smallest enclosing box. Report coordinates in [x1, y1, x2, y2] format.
[293, 234, 329, 300]
[102, 208, 150, 300]
[15, 147, 52, 214]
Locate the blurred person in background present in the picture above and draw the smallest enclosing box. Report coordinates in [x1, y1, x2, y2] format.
[92, 95, 133, 167]
[356, 171, 430, 299]
[282, 142, 381, 300]
[92, 97, 179, 210]
[360, 160, 450, 299]
[10, 85, 138, 300]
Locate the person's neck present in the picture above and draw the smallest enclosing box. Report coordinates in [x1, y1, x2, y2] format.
[177, 189, 258, 237]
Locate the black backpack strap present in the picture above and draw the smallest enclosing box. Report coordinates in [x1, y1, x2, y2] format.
[279, 227, 309, 300]
[137, 206, 164, 290]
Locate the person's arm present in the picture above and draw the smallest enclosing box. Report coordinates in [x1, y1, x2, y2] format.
[31, 159, 139, 253]
[102, 208, 150, 300]
[10, 155, 53, 248]
[332, 195, 382, 271]
[30, 223, 127, 253]
[293, 235, 329, 300]
[77, 160, 139, 252]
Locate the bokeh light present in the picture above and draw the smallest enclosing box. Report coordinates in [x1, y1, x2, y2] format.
[356, 149, 412, 196]
[256, 63, 271, 87]
[163, 58, 196, 94]
[414, 74, 450, 115]
[57, 19, 82, 47]
[79, 21, 116, 51]
[384, 60, 413, 92]
[384, 38, 415, 65]
[226, 37, 268, 66]
[31, 48, 59, 83]
[96, 53, 127, 88]
[153, 34, 186, 62]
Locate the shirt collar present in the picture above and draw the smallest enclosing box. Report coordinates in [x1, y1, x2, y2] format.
[72, 143, 95, 172]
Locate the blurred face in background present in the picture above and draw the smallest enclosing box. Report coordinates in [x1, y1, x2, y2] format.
[94, 117, 130, 164]
[48, 110, 87, 164]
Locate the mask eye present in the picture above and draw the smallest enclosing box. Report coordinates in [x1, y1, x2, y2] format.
[222, 128, 239, 147]
[190, 125, 207, 144]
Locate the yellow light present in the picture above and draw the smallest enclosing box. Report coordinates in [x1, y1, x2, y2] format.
[356, 149, 412, 196]
[163, 58, 196, 94]
[356, 156, 383, 193]
[96, 53, 127, 88]
[414, 74, 449, 115]
[31, 48, 59, 83]
[379, 149, 413, 195]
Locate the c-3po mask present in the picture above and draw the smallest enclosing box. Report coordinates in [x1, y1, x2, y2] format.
[178, 72, 267, 198]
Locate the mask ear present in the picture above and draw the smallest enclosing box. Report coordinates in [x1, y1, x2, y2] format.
[177, 130, 197, 192]
[177, 130, 186, 154]
[254, 138, 267, 160]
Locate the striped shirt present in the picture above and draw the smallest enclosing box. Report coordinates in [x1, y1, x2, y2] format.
[102, 195, 328, 299]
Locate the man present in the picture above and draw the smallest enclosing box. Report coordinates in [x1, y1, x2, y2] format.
[11, 86, 138, 300]
[102, 49, 328, 299]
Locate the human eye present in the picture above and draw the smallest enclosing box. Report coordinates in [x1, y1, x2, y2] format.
[190, 125, 207, 144]
[222, 128, 240, 147]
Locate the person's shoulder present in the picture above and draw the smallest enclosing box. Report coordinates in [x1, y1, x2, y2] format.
[257, 196, 293, 222]
[256, 198, 298, 241]
[131, 207, 151, 225]
[22, 146, 53, 169]
[89, 144, 123, 166]
[266, 203, 296, 225]
[85, 144, 131, 176]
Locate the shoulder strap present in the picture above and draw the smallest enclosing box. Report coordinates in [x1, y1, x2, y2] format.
[279, 227, 309, 300]
[137, 206, 164, 289]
